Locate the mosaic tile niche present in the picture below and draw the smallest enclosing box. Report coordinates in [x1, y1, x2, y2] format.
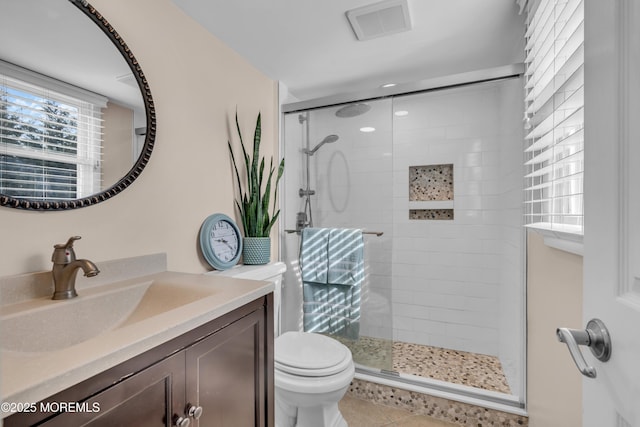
[409, 209, 454, 220]
[409, 164, 454, 220]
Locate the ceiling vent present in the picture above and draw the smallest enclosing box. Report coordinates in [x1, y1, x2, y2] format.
[346, 0, 412, 41]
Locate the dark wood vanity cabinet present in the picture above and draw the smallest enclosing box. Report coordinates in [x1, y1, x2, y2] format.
[185, 309, 268, 426]
[5, 294, 274, 427]
[40, 352, 186, 427]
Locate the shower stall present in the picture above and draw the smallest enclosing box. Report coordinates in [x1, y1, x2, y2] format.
[280, 69, 526, 410]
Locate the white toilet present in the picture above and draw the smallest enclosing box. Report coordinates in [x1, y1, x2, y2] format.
[206, 262, 354, 427]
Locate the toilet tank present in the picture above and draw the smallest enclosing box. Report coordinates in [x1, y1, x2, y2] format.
[204, 262, 286, 336]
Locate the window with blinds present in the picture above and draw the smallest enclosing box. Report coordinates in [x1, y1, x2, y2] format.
[0, 65, 104, 201]
[523, 0, 584, 236]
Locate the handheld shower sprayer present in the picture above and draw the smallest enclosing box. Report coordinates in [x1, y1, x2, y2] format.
[303, 134, 339, 156]
[298, 134, 339, 229]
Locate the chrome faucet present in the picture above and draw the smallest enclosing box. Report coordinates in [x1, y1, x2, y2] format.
[51, 236, 100, 300]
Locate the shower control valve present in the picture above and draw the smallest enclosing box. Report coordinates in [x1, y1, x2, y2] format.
[296, 212, 309, 232]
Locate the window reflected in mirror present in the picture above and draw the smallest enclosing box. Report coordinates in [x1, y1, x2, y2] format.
[0, 0, 155, 210]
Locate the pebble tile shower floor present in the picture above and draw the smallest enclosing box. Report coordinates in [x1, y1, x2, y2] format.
[337, 336, 511, 394]
[335, 336, 528, 426]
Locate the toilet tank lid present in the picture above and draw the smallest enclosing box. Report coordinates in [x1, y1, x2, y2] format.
[205, 261, 286, 279]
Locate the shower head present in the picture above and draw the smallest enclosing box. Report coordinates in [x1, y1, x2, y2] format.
[303, 134, 339, 155]
[335, 103, 371, 118]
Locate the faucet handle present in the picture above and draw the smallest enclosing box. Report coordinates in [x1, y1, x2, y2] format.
[52, 236, 81, 264]
[54, 236, 81, 249]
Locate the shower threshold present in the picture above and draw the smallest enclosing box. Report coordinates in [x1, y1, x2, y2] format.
[353, 368, 526, 418]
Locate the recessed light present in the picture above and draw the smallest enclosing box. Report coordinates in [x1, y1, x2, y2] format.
[360, 127, 376, 133]
[394, 110, 409, 116]
[381, 83, 396, 88]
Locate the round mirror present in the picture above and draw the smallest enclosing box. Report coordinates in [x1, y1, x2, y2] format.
[0, 0, 155, 210]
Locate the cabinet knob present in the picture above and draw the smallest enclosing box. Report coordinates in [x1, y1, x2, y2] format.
[188, 404, 204, 419]
[173, 415, 190, 427]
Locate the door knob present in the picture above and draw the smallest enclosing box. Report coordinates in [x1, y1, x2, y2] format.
[556, 318, 612, 378]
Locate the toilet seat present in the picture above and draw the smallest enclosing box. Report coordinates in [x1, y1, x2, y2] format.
[275, 332, 352, 377]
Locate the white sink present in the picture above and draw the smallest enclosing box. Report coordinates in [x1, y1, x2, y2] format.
[0, 278, 217, 353]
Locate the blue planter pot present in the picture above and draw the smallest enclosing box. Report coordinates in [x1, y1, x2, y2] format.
[243, 237, 271, 265]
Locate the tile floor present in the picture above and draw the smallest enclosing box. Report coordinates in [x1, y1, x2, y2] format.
[331, 335, 523, 426]
[339, 395, 459, 427]
[334, 336, 511, 394]
[391, 341, 511, 394]
[346, 378, 529, 426]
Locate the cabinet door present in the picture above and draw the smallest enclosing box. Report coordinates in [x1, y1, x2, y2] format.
[186, 308, 266, 427]
[42, 352, 185, 427]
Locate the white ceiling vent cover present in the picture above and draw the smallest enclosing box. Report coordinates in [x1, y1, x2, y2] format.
[346, 0, 412, 41]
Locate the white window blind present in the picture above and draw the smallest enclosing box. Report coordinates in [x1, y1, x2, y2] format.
[0, 62, 105, 201]
[523, 0, 584, 236]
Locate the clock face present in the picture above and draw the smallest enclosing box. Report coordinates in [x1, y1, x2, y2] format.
[200, 213, 242, 270]
[210, 220, 240, 262]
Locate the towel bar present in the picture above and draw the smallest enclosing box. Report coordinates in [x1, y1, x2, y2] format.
[285, 229, 383, 236]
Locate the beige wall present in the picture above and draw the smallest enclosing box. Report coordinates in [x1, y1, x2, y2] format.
[527, 231, 583, 427]
[102, 102, 134, 186]
[0, 0, 278, 277]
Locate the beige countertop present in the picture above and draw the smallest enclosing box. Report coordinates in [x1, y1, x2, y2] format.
[0, 269, 273, 413]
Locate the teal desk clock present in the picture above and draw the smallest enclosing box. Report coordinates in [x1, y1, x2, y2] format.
[200, 213, 243, 270]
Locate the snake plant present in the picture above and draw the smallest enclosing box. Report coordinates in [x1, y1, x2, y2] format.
[228, 111, 285, 238]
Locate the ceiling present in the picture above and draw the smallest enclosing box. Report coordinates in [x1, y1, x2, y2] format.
[171, 0, 525, 102]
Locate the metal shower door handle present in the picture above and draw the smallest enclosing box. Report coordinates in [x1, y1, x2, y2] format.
[556, 318, 612, 378]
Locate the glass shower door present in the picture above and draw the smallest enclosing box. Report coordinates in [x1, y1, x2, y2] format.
[282, 98, 394, 372]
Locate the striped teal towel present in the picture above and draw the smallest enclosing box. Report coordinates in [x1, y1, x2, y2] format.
[301, 227, 363, 339]
[300, 227, 329, 284]
[328, 228, 364, 286]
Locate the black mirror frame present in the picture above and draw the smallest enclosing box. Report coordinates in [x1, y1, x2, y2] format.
[0, 0, 156, 211]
